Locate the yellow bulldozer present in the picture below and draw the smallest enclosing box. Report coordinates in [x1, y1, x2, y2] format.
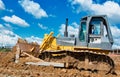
[14, 15, 115, 74]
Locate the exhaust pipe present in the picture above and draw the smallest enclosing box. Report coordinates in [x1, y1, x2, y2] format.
[64, 18, 68, 37]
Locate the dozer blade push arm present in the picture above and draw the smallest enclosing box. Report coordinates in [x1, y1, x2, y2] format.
[39, 32, 54, 52]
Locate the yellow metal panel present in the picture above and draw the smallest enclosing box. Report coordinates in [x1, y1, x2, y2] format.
[59, 46, 74, 51]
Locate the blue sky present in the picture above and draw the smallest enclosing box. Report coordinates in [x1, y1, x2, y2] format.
[0, 0, 120, 49]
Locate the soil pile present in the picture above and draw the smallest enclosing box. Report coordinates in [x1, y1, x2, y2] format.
[0, 51, 120, 77]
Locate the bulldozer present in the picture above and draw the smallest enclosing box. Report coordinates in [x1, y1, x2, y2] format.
[15, 15, 115, 74]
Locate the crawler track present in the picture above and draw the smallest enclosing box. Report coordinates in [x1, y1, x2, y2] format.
[39, 50, 115, 74]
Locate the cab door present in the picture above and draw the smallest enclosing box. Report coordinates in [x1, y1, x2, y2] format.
[88, 18, 103, 48]
[77, 21, 88, 47]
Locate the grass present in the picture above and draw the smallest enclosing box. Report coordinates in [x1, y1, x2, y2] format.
[0, 47, 11, 52]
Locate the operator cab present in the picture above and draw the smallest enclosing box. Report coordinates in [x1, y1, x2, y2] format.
[77, 15, 113, 50]
[57, 15, 113, 50]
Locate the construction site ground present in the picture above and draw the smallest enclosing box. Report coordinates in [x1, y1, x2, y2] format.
[0, 50, 120, 77]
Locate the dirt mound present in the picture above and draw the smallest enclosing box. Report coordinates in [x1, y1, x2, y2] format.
[0, 51, 120, 77]
[0, 51, 15, 67]
[109, 54, 120, 75]
[0, 41, 119, 77]
[17, 38, 28, 43]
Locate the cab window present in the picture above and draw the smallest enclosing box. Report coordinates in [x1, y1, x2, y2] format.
[89, 20, 101, 35]
[79, 22, 86, 42]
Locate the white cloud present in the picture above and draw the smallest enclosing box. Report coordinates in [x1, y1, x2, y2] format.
[71, 22, 79, 28]
[111, 26, 120, 49]
[0, 0, 14, 12]
[25, 36, 42, 44]
[19, 0, 48, 19]
[4, 23, 11, 28]
[113, 38, 120, 49]
[59, 22, 79, 37]
[6, 9, 14, 13]
[0, 0, 5, 10]
[49, 14, 56, 17]
[0, 24, 43, 47]
[111, 26, 120, 38]
[38, 23, 47, 30]
[0, 24, 20, 47]
[0, 30, 43, 47]
[59, 22, 120, 49]
[69, 0, 120, 24]
[0, 24, 4, 28]
[2, 15, 29, 27]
